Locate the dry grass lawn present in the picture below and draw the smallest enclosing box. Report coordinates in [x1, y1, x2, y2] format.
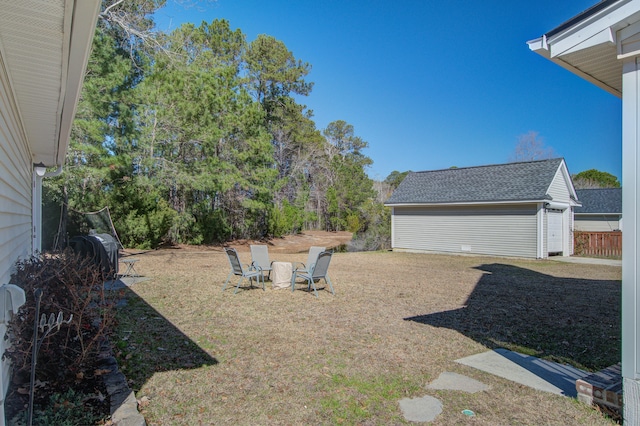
[114, 246, 621, 425]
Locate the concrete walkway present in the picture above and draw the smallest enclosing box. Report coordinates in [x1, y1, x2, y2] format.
[548, 256, 621, 267]
[104, 276, 151, 290]
[399, 349, 590, 422]
[455, 348, 588, 397]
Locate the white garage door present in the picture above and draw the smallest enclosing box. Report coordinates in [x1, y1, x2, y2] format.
[547, 210, 563, 254]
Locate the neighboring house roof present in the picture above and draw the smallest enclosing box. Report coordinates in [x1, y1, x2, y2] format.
[0, 1, 101, 166]
[385, 158, 571, 205]
[574, 188, 622, 214]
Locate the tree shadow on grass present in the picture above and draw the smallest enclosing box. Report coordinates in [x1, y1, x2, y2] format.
[106, 280, 218, 394]
[405, 263, 620, 371]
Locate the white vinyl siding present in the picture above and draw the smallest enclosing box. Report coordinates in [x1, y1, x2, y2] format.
[0, 48, 31, 422]
[0, 53, 32, 285]
[392, 204, 539, 258]
[547, 168, 573, 204]
[575, 215, 622, 232]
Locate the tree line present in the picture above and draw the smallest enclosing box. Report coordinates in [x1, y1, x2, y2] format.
[45, 2, 618, 251]
[43, 1, 392, 250]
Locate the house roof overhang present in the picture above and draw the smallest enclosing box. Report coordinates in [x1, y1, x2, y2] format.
[527, 0, 640, 98]
[0, 0, 101, 167]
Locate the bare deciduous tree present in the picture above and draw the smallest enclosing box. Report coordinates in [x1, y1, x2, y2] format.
[509, 131, 556, 162]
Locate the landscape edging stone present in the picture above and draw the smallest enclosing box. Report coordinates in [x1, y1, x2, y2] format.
[98, 340, 146, 426]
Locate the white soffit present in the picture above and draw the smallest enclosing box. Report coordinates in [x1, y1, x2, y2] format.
[0, 0, 100, 167]
[0, 1, 65, 166]
[560, 42, 622, 95]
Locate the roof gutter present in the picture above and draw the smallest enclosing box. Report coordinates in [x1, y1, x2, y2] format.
[575, 212, 622, 215]
[527, 35, 550, 58]
[55, 0, 101, 167]
[384, 200, 549, 208]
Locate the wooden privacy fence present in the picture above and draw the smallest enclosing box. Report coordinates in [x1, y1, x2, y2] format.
[574, 231, 622, 258]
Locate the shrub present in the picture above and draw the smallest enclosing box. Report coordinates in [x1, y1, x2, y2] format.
[347, 201, 391, 251]
[5, 250, 118, 422]
[268, 201, 303, 237]
[194, 209, 233, 244]
[9, 388, 106, 426]
[346, 213, 362, 233]
[119, 199, 175, 249]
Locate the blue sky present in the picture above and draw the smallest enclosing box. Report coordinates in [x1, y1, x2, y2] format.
[154, 0, 622, 181]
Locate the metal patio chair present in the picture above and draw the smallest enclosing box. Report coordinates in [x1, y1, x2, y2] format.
[223, 247, 264, 294]
[250, 244, 274, 280]
[291, 251, 335, 297]
[290, 246, 326, 286]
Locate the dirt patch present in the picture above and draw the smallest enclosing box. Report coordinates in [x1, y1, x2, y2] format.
[228, 230, 353, 253]
[128, 230, 353, 255]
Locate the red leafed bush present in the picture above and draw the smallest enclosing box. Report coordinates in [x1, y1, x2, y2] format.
[4, 249, 120, 421]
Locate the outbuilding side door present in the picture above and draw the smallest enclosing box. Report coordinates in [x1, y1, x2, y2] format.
[547, 210, 563, 254]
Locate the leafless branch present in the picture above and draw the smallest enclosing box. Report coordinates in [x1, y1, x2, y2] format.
[509, 131, 556, 162]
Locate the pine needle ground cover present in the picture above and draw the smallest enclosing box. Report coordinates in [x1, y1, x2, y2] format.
[115, 249, 620, 425]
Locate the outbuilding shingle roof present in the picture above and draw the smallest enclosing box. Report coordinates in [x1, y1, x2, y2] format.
[385, 158, 565, 205]
[574, 188, 621, 214]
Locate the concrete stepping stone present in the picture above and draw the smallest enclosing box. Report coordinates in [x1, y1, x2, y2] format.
[399, 395, 442, 423]
[426, 371, 490, 393]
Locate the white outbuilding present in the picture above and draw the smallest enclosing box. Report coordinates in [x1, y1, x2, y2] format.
[385, 158, 580, 259]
